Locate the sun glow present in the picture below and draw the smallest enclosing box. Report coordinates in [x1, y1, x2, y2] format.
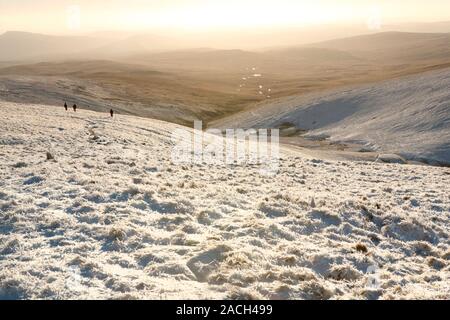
[1, 0, 450, 34]
[118, 2, 354, 30]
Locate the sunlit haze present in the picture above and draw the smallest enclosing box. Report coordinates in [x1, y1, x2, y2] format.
[1, 0, 450, 34]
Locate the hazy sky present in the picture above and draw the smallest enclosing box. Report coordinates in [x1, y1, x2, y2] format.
[1, 0, 450, 34]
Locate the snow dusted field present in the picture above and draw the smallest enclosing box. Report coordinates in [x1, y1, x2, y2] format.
[0, 102, 449, 300]
[214, 68, 450, 165]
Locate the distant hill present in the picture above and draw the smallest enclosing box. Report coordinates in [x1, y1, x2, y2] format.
[129, 31, 450, 74]
[89, 34, 182, 56]
[0, 31, 175, 61]
[2, 30, 450, 66]
[0, 31, 109, 62]
[306, 32, 450, 62]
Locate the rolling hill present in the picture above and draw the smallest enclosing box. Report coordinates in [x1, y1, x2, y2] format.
[306, 32, 450, 62]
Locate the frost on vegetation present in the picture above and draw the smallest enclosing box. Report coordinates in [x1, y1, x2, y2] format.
[0, 102, 449, 299]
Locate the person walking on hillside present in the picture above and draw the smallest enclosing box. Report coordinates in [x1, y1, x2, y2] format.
[73, 104, 77, 112]
[110, 109, 114, 118]
[64, 102, 68, 111]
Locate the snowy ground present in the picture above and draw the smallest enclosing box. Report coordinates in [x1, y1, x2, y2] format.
[0, 102, 449, 300]
[213, 68, 450, 165]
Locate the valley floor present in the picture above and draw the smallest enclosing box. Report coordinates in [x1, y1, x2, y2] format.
[0, 103, 449, 299]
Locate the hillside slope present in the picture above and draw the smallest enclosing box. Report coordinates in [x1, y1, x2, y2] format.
[213, 68, 450, 165]
[0, 102, 449, 299]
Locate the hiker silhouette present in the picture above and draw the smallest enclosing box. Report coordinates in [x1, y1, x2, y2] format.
[110, 109, 114, 118]
[73, 104, 77, 112]
[64, 102, 68, 111]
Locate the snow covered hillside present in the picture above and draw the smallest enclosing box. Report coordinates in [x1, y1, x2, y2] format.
[0, 102, 449, 299]
[213, 68, 450, 165]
